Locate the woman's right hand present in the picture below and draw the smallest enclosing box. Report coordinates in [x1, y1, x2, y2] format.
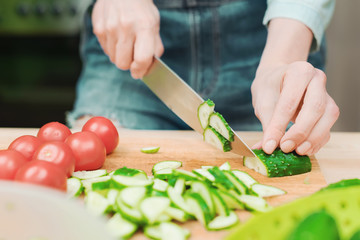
[92, 0, 164, 79]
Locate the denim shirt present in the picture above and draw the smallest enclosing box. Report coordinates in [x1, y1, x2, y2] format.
[67, 0, 334, 130]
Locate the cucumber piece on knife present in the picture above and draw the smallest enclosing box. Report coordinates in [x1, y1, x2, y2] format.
[203, 126, 232, 152]
[106, 213, 138, 240]
[66, 177, 83, 198]
[209, 112, 234, 142]
[207, 211, 239, 230]
[198, 99, 215, 129]
[251, 183, 286, 198]
[141, 146, 160, 154]
[152, 160, 182, 174]
[243, 149, 312, 177]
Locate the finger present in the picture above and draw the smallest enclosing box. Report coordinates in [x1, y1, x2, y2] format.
[295, 94, 339, 155]
[130, 30, 156, 79]
[251, 141, 262, 149]
[154, 34, 164, 57]
[262, 63, 315, 154]
[104, 5, 118, 62]
[115, 31, 135, 70]
[92, 0, 108, 55]
[280, 69, 327, 152]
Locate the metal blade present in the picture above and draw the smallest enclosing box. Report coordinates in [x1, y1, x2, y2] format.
[142, 57, 255, 157]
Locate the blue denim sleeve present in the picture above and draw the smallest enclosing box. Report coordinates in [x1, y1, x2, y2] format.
[263, 0, 335, 52]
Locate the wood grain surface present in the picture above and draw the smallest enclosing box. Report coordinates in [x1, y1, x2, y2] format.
[1, 128, 357, 239]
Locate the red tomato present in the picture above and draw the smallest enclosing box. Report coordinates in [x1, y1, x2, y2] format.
[82, 116, 119, 154]
[32, 141, 75, 177]
[8, 135, 42, 162]
[65, 131, 106, 171]
[15, 161, 67, 191]
[37, 122, 72, 142]
[0, 149, 28, 180]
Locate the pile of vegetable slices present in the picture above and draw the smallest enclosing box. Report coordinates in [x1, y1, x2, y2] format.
[67, 161, 286, 239]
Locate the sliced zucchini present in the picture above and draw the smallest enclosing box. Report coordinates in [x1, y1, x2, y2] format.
[231, 170, 258, 188]
[119, 186, 147, 208]
[66, 177, 83, 198]
[140, 197, 170, 224]
[190, 181, 215, 217]
[243, 149, 312, 177]
[207, 211, 239, 230]
[184, 192, 212, 227]
[106, 213, 138, 239]
[219, 161, 231, 171]
[153, 178, 169, 192]
[112, 175, 153, 189]
[203, 126, 232, 152]
[72, 169, 107, 180]
[251, 183, 286, 197]
[152, 160, 182, 174]
[209, 112, 234, 142]
[197, 99, 215, 129]
[141, 146, 160, 154]
[84, 191, 111, 216]
[236, 194, 271, 212]
[210, 188, 230, 216]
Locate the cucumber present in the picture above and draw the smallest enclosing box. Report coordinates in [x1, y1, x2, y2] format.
[184, 192, 212, 227]
[223, 170, 248, 195]
[209, 112, 234, 142]
[287, 210, 340, 240]
[167, 186, 192, 214]
[203, 126, 232, 152]
[66, 177, 83, 198]
[153, 168, 173, 180]
[210, 188, 230, 216]
[219, 161, 231, 171]
[251, 183, 286, 197]
[207, 211, 239, 230]
[72, 169, 107, 179]
[160, 222, 190, 240]
[350, 230, 360, 240]
[190, 181, 216, 217]
[115, 195, 144, 224]
[174, 178, 186, 195]
[106, 213, 138, 239]
[201, 166, 214, 170]
[193, 169, 215, 182]
[81, 176, 112, 192]
[112, 175, 153, 189]
[84, 191, 111, 216]
[152, 160, 182, 174]
[113, 167, 147, 179]
[153, 178, 169, 192]
[165, 206, 189, 222]
[217, 190, 244, 210]
[231, 170, 258, 188]
[144, 224, 162, 240]
[172, 169, 198, 181]
[197, 99, 215, 129]
[119, 186, 147, 208]
[208, 167, 235, 190]
[243, 149, 312, 177]
[106, 189, 120, 212]
[141, 146, 160, 154]
[320, 178, 360, 192]
[140, 197, 171, 224]
[236, 194, 271, 212]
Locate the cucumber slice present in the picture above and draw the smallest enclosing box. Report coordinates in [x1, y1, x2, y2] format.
[112, 175, 153, 189]
[153, 178, 169, 192]
[115, 195, 143, 223]
[119, 186, 147, 208]
[81, 176, 112, 192]
[223, 171, 248, 195]
[140, 197, 170, 224]
[198, 99, 215, 129]
[185, 192, 212, 226]
[217, 190, 244, 210]
[72, 169, 107, 179]
[153, 168, 173, 180]
[160, 222, 190, 240]
[231, 170, 258, 188]
[106, 189, 120, 211]
[173, 169, 198, 181]
[174, 178, 186, 194]
[209, 112, 234, 142]
[152, 160, 182, 174]
[201, 166, 214, 170]
[203, 126, 232, 152]
[210, 188, 230, 216]
[113, 167, 147, 179]
[193, 169, 215, 182]
[167, 187, 192, 214]
[84, 191, 111, 216]
[219, 161, 231, 171]
[243, 149, 312, 177]
[207, 211, 239, 230]
[165, 206, 189, 222]
[208, 167, 235, 191]
[66, 177, 83, 198]
[190, 181, 215, 217]
[236, 194, 271, 212]
[106, 213, 138, 239]
[144, 224, 162, 240]
[251, 183, 286, 197]
[141, 146, 160, 154]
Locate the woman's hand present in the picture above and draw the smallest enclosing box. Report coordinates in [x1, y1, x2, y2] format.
[92, 0, 164, 79]
[252, 61, 339, 155]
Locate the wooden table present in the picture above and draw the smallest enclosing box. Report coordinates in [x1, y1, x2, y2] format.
[1, 128, 359, 239]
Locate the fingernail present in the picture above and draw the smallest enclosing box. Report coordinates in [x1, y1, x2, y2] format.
[281, 140, 295, 153]
[263, 139, 277, 154]
[297, 141, 312, 155]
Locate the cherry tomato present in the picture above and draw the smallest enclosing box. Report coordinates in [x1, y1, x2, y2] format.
[0, 149, 28, 180]
[37, 122, 72, 142]
[82, 116, 119, 154]
[32, 141, 75, 177]
[65, 131, 106, 171]
[15, 161, 67, 191]
[8, 135, 42, 162]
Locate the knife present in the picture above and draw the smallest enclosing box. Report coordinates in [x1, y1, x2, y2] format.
[142, 57, 255, 157]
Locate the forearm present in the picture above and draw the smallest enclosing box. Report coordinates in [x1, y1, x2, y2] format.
[257, 18, 313, 72]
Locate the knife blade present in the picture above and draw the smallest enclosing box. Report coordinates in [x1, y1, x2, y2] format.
[142, 57, 255, 157]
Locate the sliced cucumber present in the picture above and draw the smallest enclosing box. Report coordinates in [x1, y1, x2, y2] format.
[210, 188, 230, 216]
[152, 160, 182, 174]
[140, 197, 170, 224]
[207, 211, 239, 230]
[217, 190, 244, 210]
[119, 186, 147, 208]
[197, 99, 215, 129]
[167, 187, 192, 214]
[141, 146, 160, 154]
[174, 178, 186, 195]
[184, 192, 212, 226]
[153, 168, 173, 180]
[231, 170, 258, 188]
[209, 112, 234, 142]
[201, 166, 214, 170]
[165, 206, 189, 222]
[153, 178, 169, 192]
[223, 170, 248, 195]
[251, 183, 286, 197]
[113, 167, 147, 179]
[112, 175, 153, 189]
[144, 224, 162, 240]
[115, 195, 143, 224]
[236, 194, 271, 212]
[160, 222, 190, 240]
[66, 177, 83, 198]
[72, 169, 107, 180]
[190, 181, 215, 217]
[106, 189, 120, 212]
[173, 169, 198, 181]
[106, 213, 138, 239]
[203, 126, 232, 152]
[84, 191, 111, 216]
[208, 167, 235, 191]
[81, 176, 112, 192]
[193, 169, 215, 182]
[219, 161, 231, 171]
[243, 149, 312, 177]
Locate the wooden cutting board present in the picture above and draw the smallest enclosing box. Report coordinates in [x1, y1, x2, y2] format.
[103, 130, 327, 240]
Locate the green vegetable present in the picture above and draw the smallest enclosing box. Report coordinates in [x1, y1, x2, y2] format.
[320, 178, 360, 192]
[207, 211, 239, 231]
[243, 149, 311, 177]
[66, 177, 83, 198]
[203, 126, 232, 152]
[106, 213, 138, 239]
[197, 99, 215, 129]
[209, 112, 234, 142]
[350, 230, 360, 240]
[141, 146, 160, 154]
